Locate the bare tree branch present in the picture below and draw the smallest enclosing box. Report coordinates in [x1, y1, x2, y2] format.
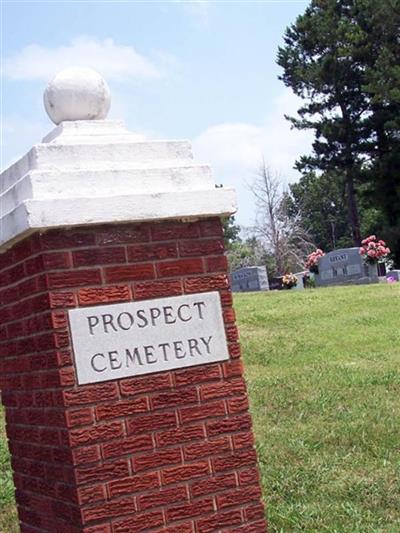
[249, 159, 315, 275]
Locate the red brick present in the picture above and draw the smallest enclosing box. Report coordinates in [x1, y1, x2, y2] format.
[72, 445, 101, 466]
[184, 274, 229, 293]
[95, 397, 148, 421]
[151, 221, 200, 241]
[183, 437, 231, 461]
[59, 367, 76, 387]
[223, 307, 236, 323]
[233, 432, 255, 450]
[153, 523, 194, 533]
[112, 510, 164, 533]
[82, 495, 136, 523]
[96, 224, 150, 245]
[76, 459, 129, 485]
[155, 424, 205, 448]
[162, 460, 210, 485]
[174, 364, 222, 387]
[180, 400, 226, 424]
[220, 288, 236, 306]
[196, 509, 243, 533]
[229, 342, 242, 359]
[199, 218, 223, 237]
[104, 263, 154, 283]
[72, 247, 126, 267]
[66, 408, 94, 428]
[63, 383, 118, 406]
[179, 238, 224, 257]
[108, 471, 159, 498]
[150, 387, 198, 410]
[78, 285, 131, 305]
[216, 485, 262, 510]
[69, 421, 124, 447]
[57, 350, 74, 366]
[222, 359, 244, 378]
[157, 258, 204, 278]
[42, 251, 71, 270]
[102, 434, 153, 460]
[190, 472, 237, 498]
[77, 484, 106, 505]
[225, 324, 239, 343]
[213, 449, 258, 473]
[12, 239, 36, 262]
[119, 373, 172, 397]
[46, 269, 101, 289]
[51, 310, 68, 329]
[207, 414, 252, 437]
[200, 378, 246, 402]
[133, 279, 182, 300]
[206, 255, 228, 272]
[132, 447, 182, 473]
[0, 286, 18, 306]
[40, 229, 96, 249]
[49, 291, 76, 308]
[227, 395, 249, 414]
[0, 263, 24, 287]
[127, 242, 177, 262]
[137, 485, 187, 511]
[238, 466, 260, 486]
[84, 525, 112, 533]
[166, 497, 214, 522]
[244, 503, 266, 522]
[126, 410, 177, 435]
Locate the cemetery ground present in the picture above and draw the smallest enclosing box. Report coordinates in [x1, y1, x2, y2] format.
[0, 283, 399, 532]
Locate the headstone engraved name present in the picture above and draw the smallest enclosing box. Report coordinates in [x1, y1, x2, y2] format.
[316, 247, 378, 286]
[231, 266, 269, 292]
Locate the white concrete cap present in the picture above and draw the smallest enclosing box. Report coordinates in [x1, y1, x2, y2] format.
[0, 69, 236, 250]
[44, 67, 111, 125]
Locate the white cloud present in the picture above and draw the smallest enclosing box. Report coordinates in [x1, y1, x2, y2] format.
[192, 90, 313, 226]
[4, 36, 163, 82]
[181, 1, 210, 25]
[1, 115, 50, 169]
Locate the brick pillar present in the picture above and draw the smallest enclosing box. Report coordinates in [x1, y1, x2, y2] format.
[0, 218, 266, 533]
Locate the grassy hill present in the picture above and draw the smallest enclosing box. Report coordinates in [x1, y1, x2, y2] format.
[1, 283, 399, 531]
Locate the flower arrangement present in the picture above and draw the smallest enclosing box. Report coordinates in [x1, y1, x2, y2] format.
[282, 273, 298, 289]
[305, 249, 325, 274]
[359, 235, 390, 264]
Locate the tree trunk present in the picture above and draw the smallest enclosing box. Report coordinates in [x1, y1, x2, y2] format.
[346, 171, 361, 246]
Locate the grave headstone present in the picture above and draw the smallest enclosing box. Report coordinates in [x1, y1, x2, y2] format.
[315, 247, 379, 286]
[230, 266, 269, 292]
[0, 68, 266, 532]
[386, 270, 400, 282]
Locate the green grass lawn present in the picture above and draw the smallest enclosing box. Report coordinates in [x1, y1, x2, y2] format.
[1, 283, 399, 531]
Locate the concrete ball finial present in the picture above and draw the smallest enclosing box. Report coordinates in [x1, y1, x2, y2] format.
[44, 67, 111, 125]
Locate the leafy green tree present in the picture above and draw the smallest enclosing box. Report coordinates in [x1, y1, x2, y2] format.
[222, 216, 241, 249]
[277, 0, 400, 261]
[288, 172, 352, 251]
[227, 237, 273, 274]
[355, 0, 400, 264]
[278, 0, 368, 245]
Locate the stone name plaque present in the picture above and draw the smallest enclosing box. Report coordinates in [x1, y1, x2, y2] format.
[69, 291, 229, 385]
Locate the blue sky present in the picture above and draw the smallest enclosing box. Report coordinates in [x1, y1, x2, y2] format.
[2, 0, 312, 226]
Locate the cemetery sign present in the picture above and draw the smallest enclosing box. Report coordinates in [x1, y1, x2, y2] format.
[69, 291, 229, 384]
